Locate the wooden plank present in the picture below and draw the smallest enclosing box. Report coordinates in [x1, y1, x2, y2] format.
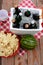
[13, 0, 19, 7]
[40, 36, 43, 65]
[1, 56, 15, 65]
[27, 51, 34, 65]
[27, 40, 41, 65]
[2, 0, 13, 11]
[36, 0, 43, 7]
[0, 0, 3, 9]
[2, 0, 22, 11]
[15, 53, 28, 65]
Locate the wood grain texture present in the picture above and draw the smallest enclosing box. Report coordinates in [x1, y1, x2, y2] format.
[36, 0, 43, 7]
[1, 57, 15, 65]
[15, 53, 28, 65]
[2, 0, 13, 11]
[1, 0, 22, 11]
[0, 0, 3, 9]
[40, 36, 43, 65]
[27, 40, 41, 65]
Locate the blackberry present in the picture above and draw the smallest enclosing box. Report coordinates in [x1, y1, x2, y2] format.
[12, 23, 20, 28]
[24, 10, 31, 17]
[15, 15, 22, 24]
[29, 23, 37, 29]
[33, 14, 39, 21]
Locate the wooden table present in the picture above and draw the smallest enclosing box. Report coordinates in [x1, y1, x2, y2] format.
[0, 36, 43, 65]
[0, 0, 43, 65]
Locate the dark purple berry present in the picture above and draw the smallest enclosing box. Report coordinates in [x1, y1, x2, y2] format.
[24, 10, 31, 17]
[12, 23, 20, 28]
[33, 14, 39, 21]
[29, 23, 37, 29]
[15, 15, 22, 23]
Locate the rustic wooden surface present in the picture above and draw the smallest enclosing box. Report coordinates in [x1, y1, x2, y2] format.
[0, 0, 43, 65]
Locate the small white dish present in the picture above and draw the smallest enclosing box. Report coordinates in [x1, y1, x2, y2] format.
[10, 7, 42, 35]
[0, 9, 8, 21]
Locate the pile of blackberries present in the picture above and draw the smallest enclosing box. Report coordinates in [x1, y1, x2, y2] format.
[12, 7, 39, 29]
